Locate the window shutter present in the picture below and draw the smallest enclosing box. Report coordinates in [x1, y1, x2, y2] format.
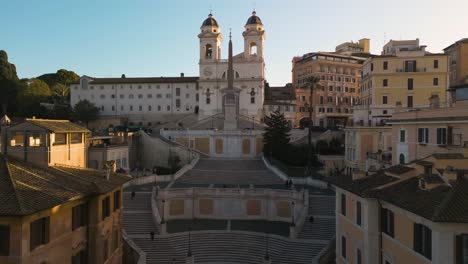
[425, 227, 432, 260]
[389, 211, 394, 237]
[456, 235, 462, 264]
[448, 126, 453, 145]
[437, 129, 441, 144]
[30, 222, 35, 250]
[425, 128, 429, 143]
[414, 223, 422, 252]
[381, 208, 387, 233]
[418, 128, 423, 143]
[44, 217, 50, 244]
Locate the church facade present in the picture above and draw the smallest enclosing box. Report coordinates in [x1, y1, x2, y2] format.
[70, 12, 279, 127]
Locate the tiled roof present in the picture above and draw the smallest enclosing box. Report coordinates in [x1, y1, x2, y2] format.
[0, 155, 130, 216]
[385, 165, 414, 175]
[25, 119, 90, 133]
[422, 174, 445, 184]
[326, 172, 399, 197]
[376, 177, 468, 223]
[432, 153, 465, 159]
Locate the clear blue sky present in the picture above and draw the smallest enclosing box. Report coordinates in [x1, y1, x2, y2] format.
[2, 0, 467, 86]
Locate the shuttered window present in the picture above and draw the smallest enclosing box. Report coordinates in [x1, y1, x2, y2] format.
[72, 203, 88, 230]
[0, 225, 9, 256]
[437, 128, 447, 145]
[113, 191, 121, 211]
[356, 201, 362, 226]
[102, 196, 110, 220]
[30, 217, 50, 250]
[381, 208, 394, 237]
[341, 193, 346, 216]
[456, 234, 468, 264]
[418, 128, 429, 144]
[413, 223, 432, 260]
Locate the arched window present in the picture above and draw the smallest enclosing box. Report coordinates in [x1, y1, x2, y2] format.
[205, 44, 213, 58]
[249, 42, 257, 56]
[399, 154, 405, 164]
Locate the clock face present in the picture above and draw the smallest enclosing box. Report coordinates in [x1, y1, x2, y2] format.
[203, 67, 213, 77]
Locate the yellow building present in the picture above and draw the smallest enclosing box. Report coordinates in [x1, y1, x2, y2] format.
[444, 38, 468, 89]
[356, 39, 449, 126]
[5, 118, 89, 168]
[0, 119, 131, 264]
[329, 154, 468, 264]
[292, 39, 370, 127]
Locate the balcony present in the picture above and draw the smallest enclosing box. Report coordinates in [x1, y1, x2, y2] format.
[395, 68, 427, 73]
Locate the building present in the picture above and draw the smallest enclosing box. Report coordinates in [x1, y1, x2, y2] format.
[444, 38, 468, 89]
[198, 11, 266, 120]
[87, 135, 130, 171]
[335, 39, 370, 55]
[263, 83, 296, 126]
[292, 40, 369, 127]
[388, 87, 468, 165]
[4, 118, 89, 168]
[344, 126, 392, 174]
[70, 11, 268, 125]
[70, 75, 199, 127]
[0, 119, 130, 264]
[357, 39, 449, 127]
[329, 154, 468, 264]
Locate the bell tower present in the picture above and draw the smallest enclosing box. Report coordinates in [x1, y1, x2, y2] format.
[243, 11, 265, 59]
[198, 13, 223, 62]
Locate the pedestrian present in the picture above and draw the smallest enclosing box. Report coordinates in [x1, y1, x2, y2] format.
[150, 231, 155, 240]
[131, 191, 136, 200]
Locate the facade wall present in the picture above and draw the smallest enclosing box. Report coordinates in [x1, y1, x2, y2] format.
[0, 188, 123, 264]
[88, 145, 129, 170]
[293, 54, 364, 127]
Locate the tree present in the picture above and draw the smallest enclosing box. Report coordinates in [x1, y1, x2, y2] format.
[73, 100, 99, 127]
[0, 50, 19, 114]
[301, 76, 321, 175]
[17, 79, 51, 117]
[37, 69, 79, 87]
[263, 110, 291, 159]
[50, 83, 70, 104]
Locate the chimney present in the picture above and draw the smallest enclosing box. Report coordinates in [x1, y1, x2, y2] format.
[180, 73, 184, 78]
[429, 94, 440, 109]
[359, 38, 370, 53]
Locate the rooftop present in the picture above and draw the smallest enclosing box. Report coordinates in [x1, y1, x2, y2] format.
[23, 118, 90, 133]
[0, 154, 130, 216]
[72, 76, 199, 85]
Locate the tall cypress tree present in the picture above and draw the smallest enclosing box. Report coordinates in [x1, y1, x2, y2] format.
[263, 110, 291, 158]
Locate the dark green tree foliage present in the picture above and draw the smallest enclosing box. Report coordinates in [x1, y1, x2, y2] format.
[37, 69, 79, 87]
[263, 110, 291, 158]
[0, 50, 19, 114]
[17, 79, 51, 117]
[72, 100, 99, 127]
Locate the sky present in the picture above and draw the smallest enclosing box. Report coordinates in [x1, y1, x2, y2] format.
[1, 0, 467, 86]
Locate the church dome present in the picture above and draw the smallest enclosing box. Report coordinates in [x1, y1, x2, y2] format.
[202, 13, 219, 27]
[246, 11, 263, 25]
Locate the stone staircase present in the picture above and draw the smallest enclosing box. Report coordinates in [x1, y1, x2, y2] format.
[135, 231, 326, 264]
[298, 194, 336, 240]
[123, 192, 157, 236]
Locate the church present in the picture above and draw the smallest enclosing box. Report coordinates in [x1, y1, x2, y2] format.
[70, 12, 295, 128]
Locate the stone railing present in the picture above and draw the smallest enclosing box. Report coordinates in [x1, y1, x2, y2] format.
[151, 186, 162, 234]
[156, 187, 307, 224]
[122, 230, 146, 264]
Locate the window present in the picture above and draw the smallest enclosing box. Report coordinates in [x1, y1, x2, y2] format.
[111, 105, 115, 111]
[103, 238, 109, 261]
[72, 203, 88, 230]
[455, 234, 468, 264]
[129, 94, 134, 99]
[11, 132, 24, 146]
[157, 105, 161, 111]
[405, 60, 417, 72]
[408, 95, 413, 108]
[113, 191, 121, 211]
[370, 63, 374, 71]
[30, 217, 50, 250]
[381, 208, 394, 237]
[138, 94, 143, 99]
[206, 97, 211, 104]
[414, 223, 432, 260]
[167, 105, 170, 111]
[130, 105, 133, 111]
[408, 78, 414, 90]
[433, 78, 439, 86]
[100, 94, 105, 99]
[139, 105, 142, 111]
[383, 61, 388, 70]
[111, 94, 115, 99]
[383, 96, 388, 105]
[400, 130, 406, 143]
[0, 225, 9, 256]
[120, 94, 124, 99]
[102, 196, 110, 220]
[55, 133, 67, 145]
[166, 94, 171, 98]
[147, 94, 153, 98]
[175, 99, 181, 108]
[437, 128, 447, 145]
[357, 248, 362, 264]
[341, 193, 346, 216]
[341, 236, 347, 259]
[251, 96, 255, 104]
[383, 79, 388, 87]
[196, 93, 199, 102]
[356, 201, 362, 226]
[433, 60, 439, 69]
[176, 88, 180, 96]
[186, 93, 189, 99]
[72, 249, 87, 264]
[156, 94, 162, 98]
[418, 128, 429, 144]
[148, 105, 152, 111]
[70, 133, 82, 144]
[29, 133, 42, 146]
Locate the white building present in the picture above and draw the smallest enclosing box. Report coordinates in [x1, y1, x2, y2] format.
[70, 12, 290, 126]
